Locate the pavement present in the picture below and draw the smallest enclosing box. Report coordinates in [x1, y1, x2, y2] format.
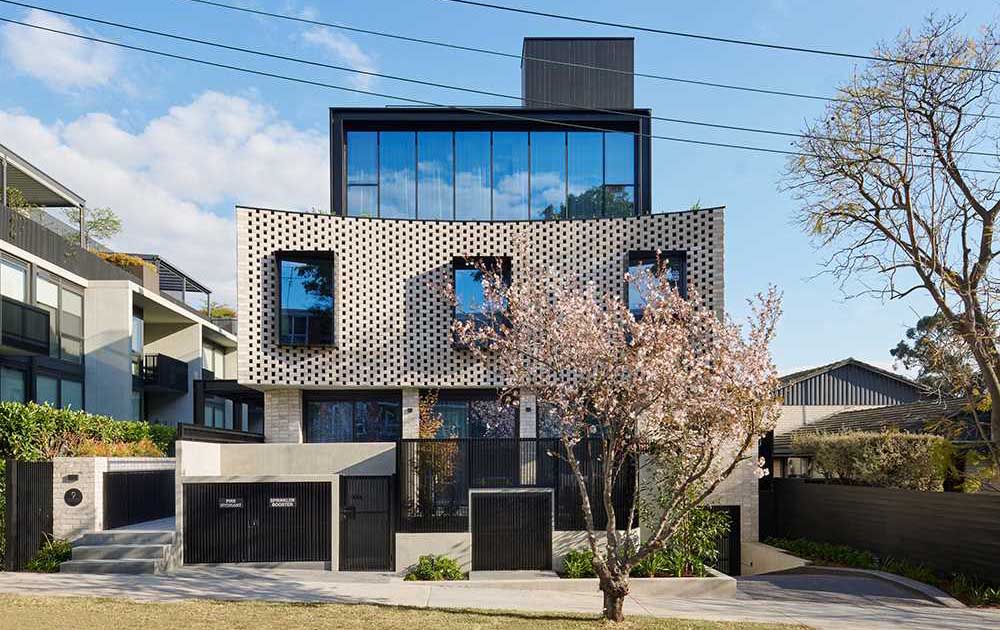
[0, 567, 998, 630]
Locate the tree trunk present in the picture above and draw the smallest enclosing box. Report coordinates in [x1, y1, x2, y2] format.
[599, 574, 629, 622]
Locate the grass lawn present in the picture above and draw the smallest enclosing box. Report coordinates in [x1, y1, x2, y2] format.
[0, 596, 807, 630]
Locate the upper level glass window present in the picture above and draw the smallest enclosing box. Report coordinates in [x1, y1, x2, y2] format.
[1, 257, 27, 302]
[627, 251, 687, 318]
[379, 132, 416, 219]
[277, 253, 334, 346]
[492, 132, 529, 220]
[418, 131, 454, 220]
[456, 132, 491, 221]
[343, 129, 636, 220]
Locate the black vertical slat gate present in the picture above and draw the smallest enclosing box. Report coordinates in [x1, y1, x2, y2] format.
[3, 460, 53, 571]
[711, 505, 741, 576]
[103, 470, 176, 530]
[183, 482, 331, 564]
[471, 491, 552, 571]
[339, 476, 394, 571]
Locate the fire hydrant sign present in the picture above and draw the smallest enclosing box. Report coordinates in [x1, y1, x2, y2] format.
[269, 497, 297, 508]
[218, 497, 244, 509]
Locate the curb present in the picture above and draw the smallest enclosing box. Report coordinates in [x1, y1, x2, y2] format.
[781, 565, 966, 608]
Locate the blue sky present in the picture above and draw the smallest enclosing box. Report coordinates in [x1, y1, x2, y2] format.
[0, 0, 994, 374]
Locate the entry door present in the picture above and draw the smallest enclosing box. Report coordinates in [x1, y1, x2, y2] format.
[339, 476, 394, 571]
[472, 491, 552, 570]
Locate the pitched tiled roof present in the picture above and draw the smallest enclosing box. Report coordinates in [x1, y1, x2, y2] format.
[774, 398, 974, 456]
[778, 357, 922, 392]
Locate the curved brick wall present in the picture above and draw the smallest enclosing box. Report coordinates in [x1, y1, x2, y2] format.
[237, 206, 724, 388]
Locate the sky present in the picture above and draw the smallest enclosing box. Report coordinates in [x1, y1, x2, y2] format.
[0, 0, 994, 375]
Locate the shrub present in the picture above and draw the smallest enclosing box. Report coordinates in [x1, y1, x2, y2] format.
[403, 555, 465, 581]
[562, 549, 596, 578]
[661, 506, 731, 577]
[766, 538, 878, 569]
[24, 535, 71, 573]
[96, 252, 153, 271]
[0, 402, 172, 461]
[792, 430, 951, 491]
[70, 438, 163, 458]
[631, 549, 670, 578]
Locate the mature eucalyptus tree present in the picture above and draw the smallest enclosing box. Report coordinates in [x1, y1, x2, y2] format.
[453, 260, 780, 621]
[785, 16, 1000, 441]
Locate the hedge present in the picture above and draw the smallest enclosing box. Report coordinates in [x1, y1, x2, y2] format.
[792, 430, 951, 491]
[0, 402, 175, 461]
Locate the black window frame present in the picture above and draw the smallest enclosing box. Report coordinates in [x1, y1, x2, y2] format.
[275, 251, 336, 348]
[302, 390, 403, 443]
[625, 250, 688, 319]
[331, 108, 651, 220]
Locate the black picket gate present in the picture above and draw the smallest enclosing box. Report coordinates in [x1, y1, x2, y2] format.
[339, 476, 394, 571]
[711, 505, 741, 576]
[2, 460, 53, 571]
[103, 470, 175, 530]
[471, 491, 552, 571]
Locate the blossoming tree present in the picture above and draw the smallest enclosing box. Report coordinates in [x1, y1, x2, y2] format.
[453, 260, 781, 622]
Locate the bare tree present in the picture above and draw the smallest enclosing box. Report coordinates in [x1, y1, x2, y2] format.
[453, 260, 780, 621]
[785, 15, 1000, 441]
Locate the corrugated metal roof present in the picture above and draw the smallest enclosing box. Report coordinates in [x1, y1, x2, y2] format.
[0, 141, 85, 207]
[778, 358, 924, 406]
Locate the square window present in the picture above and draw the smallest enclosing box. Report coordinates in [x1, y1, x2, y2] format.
[627, 251, 687, 319]
[277, 253, 335, 346]
[452, 256, 511, 326]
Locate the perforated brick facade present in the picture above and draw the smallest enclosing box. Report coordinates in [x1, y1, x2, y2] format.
[237, 206, 724, 389]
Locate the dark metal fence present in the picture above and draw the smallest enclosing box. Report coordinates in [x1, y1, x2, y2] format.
[709, 505, 741, 576]
[2, 460, 53, 571]
[472, 491, 552, 570]
[766, 479, 1000, 583]
[397, 439, 635, 533]
[103, 470, 175, 530]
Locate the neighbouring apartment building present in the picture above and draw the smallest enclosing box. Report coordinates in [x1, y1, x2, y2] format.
[0, 142, 241, 428]
[171, 37, 749, 576]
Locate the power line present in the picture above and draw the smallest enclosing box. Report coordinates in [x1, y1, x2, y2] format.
[179, 0, 851, 106]
[1, 14, 996, 175]
[439, 0, 1000, 75]
[16, 0, 991, 159]
[182, 0, 1000, 123]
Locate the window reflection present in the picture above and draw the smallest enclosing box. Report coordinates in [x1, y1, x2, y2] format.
[347, 131, 377, 217]
[418, 131, 454, 220]
[530, 132, 566, 220]
[379, 131, 416, 219]
[344, 129, 636, 220]
[492, 132, 528, 220]
[567, 132, 604, 219]
[278, 255, 334, 346]
[455, 132, 491, 220]
[426, 395, 517, 438]
[453, 257, 510, 325]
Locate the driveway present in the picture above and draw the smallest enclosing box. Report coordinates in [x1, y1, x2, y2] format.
[0, 568, 997, 630]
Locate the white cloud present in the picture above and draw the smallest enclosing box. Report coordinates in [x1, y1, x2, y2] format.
[1, 9, 119, 91]
[0, 91, 329, 304]
[301, 27, 377, 90]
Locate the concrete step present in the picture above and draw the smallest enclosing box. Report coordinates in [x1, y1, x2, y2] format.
[72, 544, 169, 561]
[59, 559, 160, 575]
[74, 531, 175, 547]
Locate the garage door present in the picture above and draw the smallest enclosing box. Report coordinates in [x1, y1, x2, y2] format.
[471, 491, 552, 571]
[183, 482, 331, 564]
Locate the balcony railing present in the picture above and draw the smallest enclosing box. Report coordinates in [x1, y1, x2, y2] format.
[396, 438, 636, 533]
[1, 296, 50, 355]
[142, 353, 189, 393]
